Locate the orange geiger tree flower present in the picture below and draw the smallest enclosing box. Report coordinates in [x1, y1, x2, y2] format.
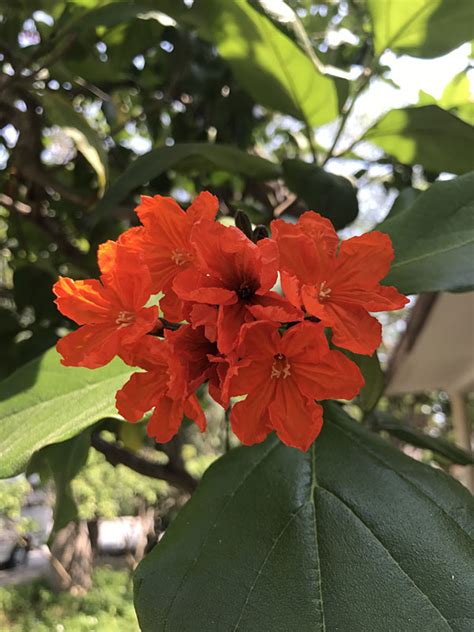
[54, 192, 408, 451]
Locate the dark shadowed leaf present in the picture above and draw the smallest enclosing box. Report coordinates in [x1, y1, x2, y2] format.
[345, 351, 385, 414]
[282, 158, 358, 229]
[386, 187, 422, 220]
[55, 1, 179, 37]
[134, 403, 473, 631]
[367, 0, 474, 59]
[93, 143, 281, 219]
[362, 106, 474, 175]
[0, 347, 130, 479]
[13, 264, 58, 319]
[378, 173, 474, 293]
[371, 411, 474, 466]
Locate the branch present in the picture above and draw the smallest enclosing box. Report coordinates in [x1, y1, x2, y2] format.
[91, 433, 198, 494]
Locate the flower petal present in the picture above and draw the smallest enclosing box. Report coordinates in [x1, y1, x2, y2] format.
[292, 349, 364, 401]
[247, 291, 304, 323]
[116, 370, 167, 422]
[230, 382, 275, 446]
[326, 302, 382, 355]
[185, 191, 219, 224]
[53, 277, 111, 325]
[333, 231, 395, 289]
[184, 394, 207, 432]
[236, 320, 281, 359]
[173, 268, 237, 305]
[56, 324, 120, 368]
[269, 383, 324, 451]
[101, 244, 152, 312]
[146, 396, 185, 443]
[216, 301, 250, 354]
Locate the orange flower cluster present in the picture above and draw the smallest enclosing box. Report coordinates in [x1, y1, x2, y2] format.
[54, 192, 408, 451]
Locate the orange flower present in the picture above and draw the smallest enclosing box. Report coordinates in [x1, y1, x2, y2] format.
[226, 321, 364, 451]
[272, 213, 409, 355]
[126, 191, 218, 320]
[115, 336, 206, 442]
[53, 242, 158, 368]
[167, 325, 230, 407]
[174, 220, 302, 353]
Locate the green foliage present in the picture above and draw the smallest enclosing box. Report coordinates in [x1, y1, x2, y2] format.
[0, 477, 31, 523]
[134, 403, 474, 631]
[282, 158, 358, 229]
[0, 348, 130, 478]
[28, 433, 91, 533]
[190, 0, 341, 127]
[1, 3, 473, 627]
[371, 411, 474, 466]
[41, 91, 109, 194]
[379, 173, 474, 293]
[367, 0, 474, 58]
[0, 567, 139, 632]
[345, 351, 385, 414]
[94, 143, 281, 219]
[439, 71, 474, 125]
[363, 106, 474, 175]
[72, 445, 168, 520]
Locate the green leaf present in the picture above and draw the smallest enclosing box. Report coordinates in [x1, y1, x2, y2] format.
[134, 403, 473, 631]
[56, 1, 178, 37]
[282, 158, 358, 229]
[368, 0, 474, 59]
[189, 0, 342, 127]
[345, 351, 385, 414]
[29, 433, 91, 532]
[93, 143, 281, 219]
[13, 263, 58, 319]
[371, 411, 474, 466]
[378, 172, 474, 293]
[439, 71, 474, 125]
[0, 347, 130, 479]
[386, 187, 422, 219]
[362, 105, 474, 175]
[40, 91, 108, 195]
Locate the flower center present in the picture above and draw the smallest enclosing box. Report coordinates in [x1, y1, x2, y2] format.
[171, 248, 192, 266]
[116, 311, 135, 327]
[318, 281, 332, 302]
[237, 282, 256, 301]
[271, 353, 291, 379]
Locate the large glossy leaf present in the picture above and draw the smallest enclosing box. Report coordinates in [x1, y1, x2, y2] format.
[0, 347, 130, 478]
[93, 143, 281, 219]
[378, 172, 474, 293]
[362, 106, 474, 175]
[282, 158, 358, 229]
[41, 91, 108, 194]
[134, 403, 473, 631]
[367, 0, 474, 58]
[189, 0, 341, 127]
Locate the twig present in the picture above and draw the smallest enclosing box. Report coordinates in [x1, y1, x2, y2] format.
[91, 433, 198, 494]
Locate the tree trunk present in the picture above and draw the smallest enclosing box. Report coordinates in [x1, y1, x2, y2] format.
[47, 520, 93, 594]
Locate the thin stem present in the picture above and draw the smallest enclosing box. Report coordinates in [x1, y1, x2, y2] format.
[305, 120, 318, 163]
[321, 69, 372, 166]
